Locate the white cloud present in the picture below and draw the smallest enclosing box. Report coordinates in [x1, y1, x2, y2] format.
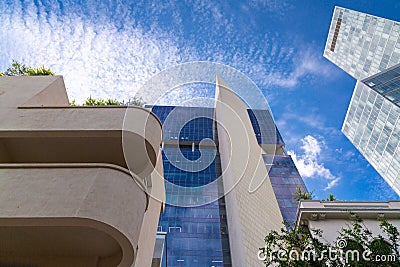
[0, 0, 330, 106]
[325, 177, 340, 190]
[0, 1, 196, 103]
[275, 104, 342, 139]
[188, 0, 234, 32]
[288, 135, 340, 190]
[267, 49, 335, 89]
[247, 0, 293, 16]
[369, 175, 400, 201]
[343, 150, 356, 160]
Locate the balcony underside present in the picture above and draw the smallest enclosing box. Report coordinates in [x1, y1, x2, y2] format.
[0, 105, 163, 182]
[0, 165, 148, 266]
[0, 221, 122, 266]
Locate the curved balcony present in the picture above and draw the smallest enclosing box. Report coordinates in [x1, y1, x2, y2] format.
[0, 164, 147, 266]
[0, 75, 165, 266]
[0, 105, 163, 184]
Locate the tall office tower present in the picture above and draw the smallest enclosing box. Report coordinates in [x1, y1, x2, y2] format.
[151, 78, 306, 266]
[324, 7, 400, 195]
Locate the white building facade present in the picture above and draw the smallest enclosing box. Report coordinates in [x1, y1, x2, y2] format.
[324, 7, 400, 195]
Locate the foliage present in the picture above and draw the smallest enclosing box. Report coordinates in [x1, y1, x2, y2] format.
[121, 97, 145, 107]
[324, 193, 337, 201]
[261, 222, 329, 266]
[294, 187, 336, 202]
[337, 214, 400, 266]
[69, 99, 78, 106]
[26, 65, 54, 76]
[70, 96, 144, 107]
[294, 186, 313, 202]
[261, 217, 400, 266]
[4, 60, 29, 76]
[3, 60, 54, 76]
[262, 188, 400, 266]
[82, 96, 120, 106]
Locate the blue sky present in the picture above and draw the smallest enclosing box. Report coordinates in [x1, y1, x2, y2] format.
[1, 0, 399, 201]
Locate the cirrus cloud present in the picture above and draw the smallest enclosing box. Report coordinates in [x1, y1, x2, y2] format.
[0, 0, 334, 105]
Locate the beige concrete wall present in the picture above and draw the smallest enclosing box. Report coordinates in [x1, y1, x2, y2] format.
[0, 256, 98, 267]
[298, 201, 400, 245]
[0, 76, 163, 182]
[214, 77, 283, 266]
[0, 166, 146, 266]
[0, 76, 69, 108]
[134, 152, 165, 267]
[308, 219, 400, 244]
[0, 76, 165, 267]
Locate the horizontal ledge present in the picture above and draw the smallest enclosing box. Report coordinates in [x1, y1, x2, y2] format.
[163, 140, 218, 147]
[18, 105, 129, 109]
[16, 105, 163, 129]
[299, 209, 400, 213]
[0, 130, 122, 138]
[0, 163, 148, 201]
[299, 200, 400, 206]
[297, 210, 400, 222]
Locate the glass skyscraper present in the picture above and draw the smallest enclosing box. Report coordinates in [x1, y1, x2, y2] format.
[247, 109, 306, 223]
[150, 80, 306, 266]
[324, 6, 400, 195]
[151, 106, 230, 267]
[363, 64, 400, 107]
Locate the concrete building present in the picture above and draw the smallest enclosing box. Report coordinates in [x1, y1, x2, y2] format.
[150, 77, 307, 266]
[0, 76, 165, 266]
[324, 7, 400, 195]
[297, 200, 400, 244]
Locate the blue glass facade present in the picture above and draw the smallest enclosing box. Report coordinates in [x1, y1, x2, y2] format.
[151, 106, 231, 267]
[363, 63, 400, 107]
[263, 155, 307, 224]
[151, 105, 307, 265]
[247, 109, 284, 145]
[152, 106, 215, 142]
[248, 109, 307, 225]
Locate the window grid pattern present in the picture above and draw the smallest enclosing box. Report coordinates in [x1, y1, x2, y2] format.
[324, 7, 400, 80]
[363, 63, 400, 107]
[247, 109, 285, 145]
[342, 82, 400, 192]
[152, 106, 215, 142]
[263, 155, 307, 225]
[325, 7, 400, 196]
[152, 106, 232, 267]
